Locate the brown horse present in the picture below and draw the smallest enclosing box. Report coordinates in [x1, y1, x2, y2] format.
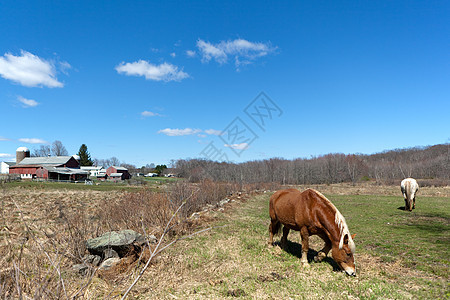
[269, 188, 356, 276]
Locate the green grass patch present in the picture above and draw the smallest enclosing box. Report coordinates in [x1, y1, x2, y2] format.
[330, 194, 449, 278]
[155, 192, 449, 299]
[0, 180, 144, 191]
[141, 176, 181, 184]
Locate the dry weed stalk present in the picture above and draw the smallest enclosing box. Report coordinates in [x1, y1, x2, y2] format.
[120, 190, 222, 300]
[11, 199, 68, 299]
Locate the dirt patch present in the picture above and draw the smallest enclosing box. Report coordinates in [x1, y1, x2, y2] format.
[227, 288, 246, 297]
[257, 271, 286, 282]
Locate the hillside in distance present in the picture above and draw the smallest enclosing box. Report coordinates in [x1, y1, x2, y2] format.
[175, 143, 450, 185]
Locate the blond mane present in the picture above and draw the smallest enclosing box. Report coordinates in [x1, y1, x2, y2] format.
[310, 189, 355, 253]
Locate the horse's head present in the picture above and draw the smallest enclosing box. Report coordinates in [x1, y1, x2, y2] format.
[332, 233, 356, 276]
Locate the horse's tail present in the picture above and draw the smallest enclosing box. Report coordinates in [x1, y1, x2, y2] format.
[270, 220, 282, 235]
[269, 191, 283, 235]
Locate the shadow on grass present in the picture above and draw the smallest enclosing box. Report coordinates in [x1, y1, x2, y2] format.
[394, 209, 449, 233]
[272, 240, 341, 271]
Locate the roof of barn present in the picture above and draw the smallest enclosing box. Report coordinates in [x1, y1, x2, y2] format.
[15, 156, 74, 166]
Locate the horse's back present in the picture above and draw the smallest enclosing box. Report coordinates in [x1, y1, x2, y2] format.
[270, 188, 315, 228]
[401, 178, 419, 197]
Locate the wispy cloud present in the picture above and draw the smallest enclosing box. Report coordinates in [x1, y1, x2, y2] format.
[17, 96, 39, 108]
[196, 38, 277, 69]
[170, 52, 176, 58]
[158, 128, 223, 137]
[0, 137, 10, 141]
[18, 138, 48, 144]
[197, 40, 227, 64]
[59, 61, 72, 75]
[186, 50, 196, 57]
[204, 129, 223, 136]
[0, 50, 64, 87]
[158, 128, 202, 136]
[141, 110, 163, 117]
[0, 153, 13, 158]
[224, 143, 249, 150]
[115, 60, 189, 82]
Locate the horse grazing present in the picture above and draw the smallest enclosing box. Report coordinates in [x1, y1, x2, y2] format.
[401, 178, 419, 211]
[269, 188, 356, 276]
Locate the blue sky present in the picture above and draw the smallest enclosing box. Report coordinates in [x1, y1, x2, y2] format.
[1, 1, 449, 167]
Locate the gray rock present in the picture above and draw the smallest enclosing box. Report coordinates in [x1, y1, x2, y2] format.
[72, 264, 88, 276]
[86, 229, 146, 257]
[146, 234, 157, 244]
[103, 248, 119, 260]
[98, 257, 121, 271]
[83, 254, 101, 266]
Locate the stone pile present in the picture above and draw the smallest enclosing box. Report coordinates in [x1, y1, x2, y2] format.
[72, 229, 157, 275]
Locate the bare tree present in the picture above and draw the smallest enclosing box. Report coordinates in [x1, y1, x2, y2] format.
[110, 157, 120, 167]
[51, 140, 68, 156]
[32, 145, 51, 157]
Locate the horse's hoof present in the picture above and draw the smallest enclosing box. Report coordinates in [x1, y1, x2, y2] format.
[301, 261, 310, 268]
[314, 252, 326, 262]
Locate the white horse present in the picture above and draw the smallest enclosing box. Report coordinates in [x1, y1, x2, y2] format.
[401, 178, 419, 211]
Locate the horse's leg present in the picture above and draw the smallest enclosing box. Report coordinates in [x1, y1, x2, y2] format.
[281, 226, 289, 250]
[268, 222, 274, 245]
[268, 220, 278, 245]
[314, 234, 331, 262]
[300, 226, 309, 267]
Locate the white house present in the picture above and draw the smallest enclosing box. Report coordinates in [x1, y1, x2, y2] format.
[80, 166, 106, 177]
[0, 162, 15, 174]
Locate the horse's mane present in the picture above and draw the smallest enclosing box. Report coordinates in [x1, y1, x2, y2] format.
[310, 189, 355, 253]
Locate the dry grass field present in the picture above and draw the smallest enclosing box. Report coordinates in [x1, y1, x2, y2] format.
[0, 181, 448, 299]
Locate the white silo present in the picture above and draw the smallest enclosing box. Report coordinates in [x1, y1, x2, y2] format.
[16, 147, 30, 163]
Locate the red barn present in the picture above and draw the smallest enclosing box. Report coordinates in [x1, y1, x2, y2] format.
[9, 156, 89, 181]
[106, 166, 131, 180]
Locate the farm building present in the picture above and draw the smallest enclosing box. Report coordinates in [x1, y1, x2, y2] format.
[1, 161, 15, 174]
[96, 173, 108, 181]
[106, 166, 131, 180]
[9, 147, 89, 181]
[108, 173, 123, 182]
[81, 166, 106, 177]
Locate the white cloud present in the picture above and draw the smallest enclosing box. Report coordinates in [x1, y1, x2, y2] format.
[115, 60, 189, 82]
[196, 38, 276, 69]
[17, 96, 39, 108]
[141, 110, 162, 117]
[197, 40, 227, 64]
[158, 128, 201, 136]
[0, 50, 64, 87]
[170, 52, 176, 58]
[0, 137, 10, 141]
[59, 61, 72, 75]
[18, 138, 48, 144]
[158, 128, 223, 137]
[224, 143, 249, 150]
[0, 153, 13, 158]
[204, 129, 223, 136]
[186, 50, 196, 57]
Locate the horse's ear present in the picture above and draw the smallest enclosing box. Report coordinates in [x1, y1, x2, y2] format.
[351, 233, 356, 240]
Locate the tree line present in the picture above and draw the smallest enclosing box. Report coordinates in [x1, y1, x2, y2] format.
[175, 144, 450, 185]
